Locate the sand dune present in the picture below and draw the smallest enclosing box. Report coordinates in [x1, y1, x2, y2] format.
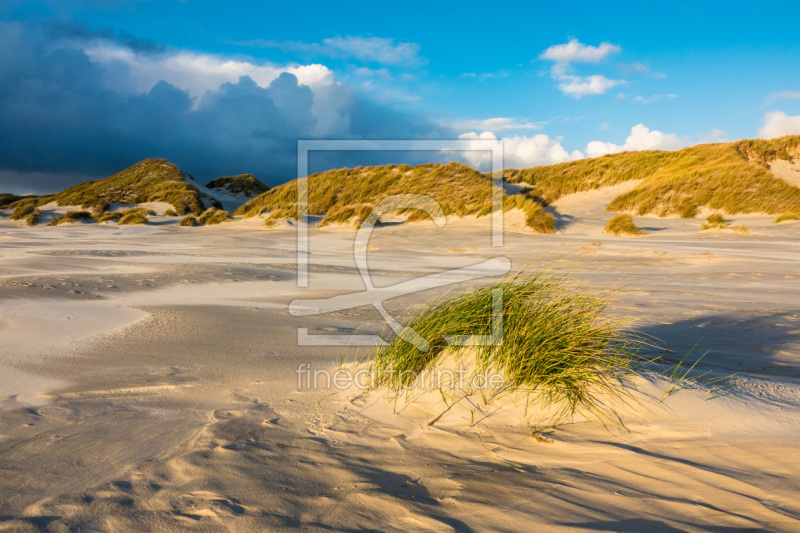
[1, 214, 799, 531]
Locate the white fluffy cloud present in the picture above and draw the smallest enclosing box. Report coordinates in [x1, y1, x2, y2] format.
[558, 75, 621, 98]
[459, 131, 583, 168]
[585, 124, 685, 157]
[84, 44, 335, 99]
[759, 111, 800, 139]
[540, 39, 620, 63]
[539, 38, 624, 98]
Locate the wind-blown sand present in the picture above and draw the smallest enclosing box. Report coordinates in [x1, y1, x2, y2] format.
[1, 210, 799, 531]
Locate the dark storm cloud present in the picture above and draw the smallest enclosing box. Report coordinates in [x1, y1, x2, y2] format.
[44, 20, 167, 54]
[0, 20, 445, 193]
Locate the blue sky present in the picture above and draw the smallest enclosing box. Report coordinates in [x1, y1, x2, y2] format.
[2, 0, 800, 192]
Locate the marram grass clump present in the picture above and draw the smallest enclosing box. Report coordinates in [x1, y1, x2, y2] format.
[774, 213, 798, 224]
[179, 215, 199, 227]
[25, 209, 41, 226]
[702, 213, 730, 230]
[118, 207, 151, 225]
[370, 270, 643, 419]
[47, 210, 93, 226]
[96, 212, 123, 223]
[9, 203, 36, 221]
[198, 208, 232, 225]
[604, 214, 645, 236]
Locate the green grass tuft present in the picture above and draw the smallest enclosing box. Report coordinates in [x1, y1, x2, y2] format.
[604, 214, 645, 236]
[206, 174, 269, 197]
[702, 213, 730, 230]
[774, 213, 799, 224]
[117, 207, 150, 225]
[25, 209, 42, 226]
[369, 270, 643, 419]
[164, 209, 179, 217]
[47, 210, 93, 226]
[9, 202, 37, 221]
[96, 212, 123, 223]
[197, 207, 232, 225]
[179, 215, 199, 227]
[503, 195, 555, 234]
[679, 199, 698, 218]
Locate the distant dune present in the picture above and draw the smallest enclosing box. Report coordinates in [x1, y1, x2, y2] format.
[506, 135, 800, 217]
[2, 135, 800, 230]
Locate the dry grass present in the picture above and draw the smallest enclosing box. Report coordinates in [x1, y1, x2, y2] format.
[604, 214, 645, 236]
[774, 213, 799, 224]
[96, 212, 123, 223]
[237, 162, 554, 232]
[206, 174, 269, 197]
[47, 210, 93, 226]
[179, 215, 199, 227]
[7, 159, 217, 215]
[0, 194, 36, 209]
[503, 195, 555, 233]
[9, 203, 37, 221]
[702, 213, 730, 230]
[117, 207, 151, 225]
[198, 208, 232, 225]
[25, 209, 41, 226]
[505, 135, 800, 216]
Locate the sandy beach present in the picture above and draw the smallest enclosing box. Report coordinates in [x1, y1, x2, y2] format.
[1, 207, 799, 532]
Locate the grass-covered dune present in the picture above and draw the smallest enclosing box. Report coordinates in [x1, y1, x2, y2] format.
[505, 135, 800, 217]
[206, 174, 269, 197]
[6, 159, 218, 216]
[235, 162, 554, 232]
[0, 193, 37, 209]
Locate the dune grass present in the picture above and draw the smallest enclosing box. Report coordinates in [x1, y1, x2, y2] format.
[505, 135, 800, 216]
[9, 203, 37, 221]
[164, 209, 179, 217]
[702, 213, 730, 230]
[6, 159, 215, 216]
[179, 215, 199, 226]
[206, 174, 269, 197]
[237, 162, 555, 232]
[96, 212, 123, 223]
[237, 162, 495, 221]
[198, 208, 232, 225]
[25, 209, 41, 226]
[0, 194, 37, 209]
[47, 210, 93, 226]
[774, 213, 799, 224]
[604, 214, 645, 236]
[369, 270, 643, 419]
[503, 195, 555, 233]
[117, 207, 151, 225]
